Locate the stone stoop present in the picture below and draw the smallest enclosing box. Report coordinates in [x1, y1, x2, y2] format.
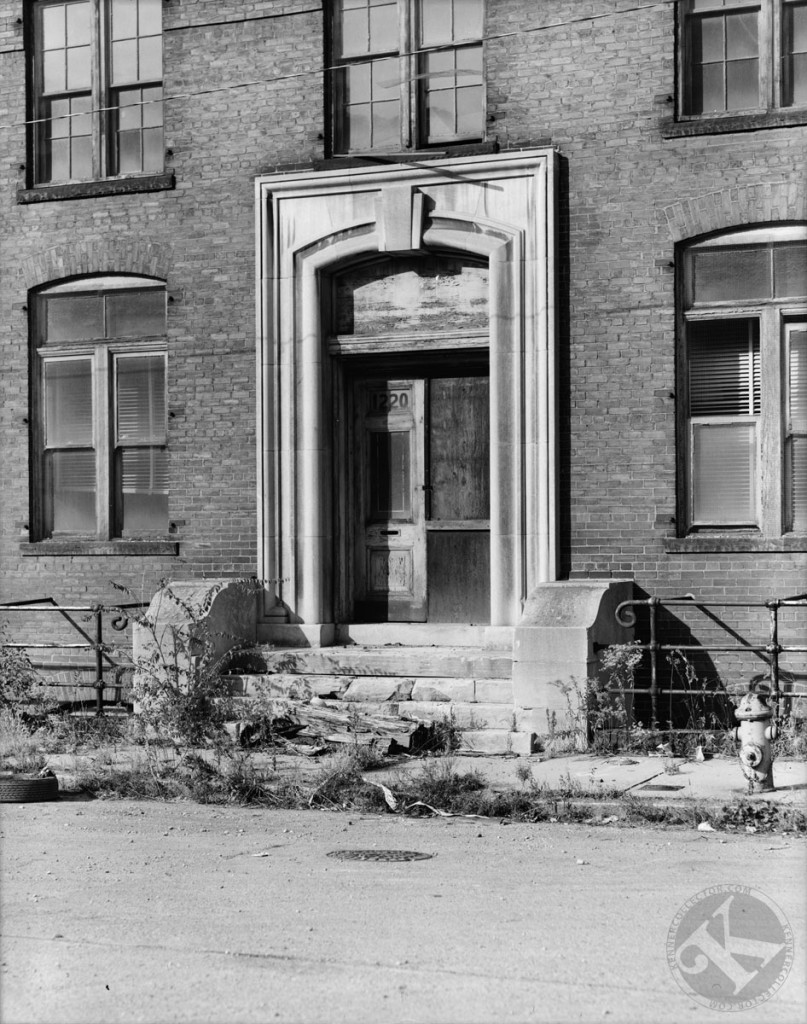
[224, 645, 533, 754]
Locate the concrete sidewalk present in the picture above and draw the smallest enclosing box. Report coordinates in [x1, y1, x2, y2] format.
[372, 752, 807, 806]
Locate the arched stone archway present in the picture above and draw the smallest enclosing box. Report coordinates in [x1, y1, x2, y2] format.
[256, 150, 558, 642]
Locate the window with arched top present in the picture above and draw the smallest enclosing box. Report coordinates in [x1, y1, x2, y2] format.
[680, 226, 807, 535]
[30, 275, 168, 540]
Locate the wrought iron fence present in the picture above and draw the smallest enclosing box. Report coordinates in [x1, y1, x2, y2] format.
[0, 598, 148, 714]
[613, 593, 807, 730]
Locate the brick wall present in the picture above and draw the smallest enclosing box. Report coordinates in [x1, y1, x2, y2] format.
[0, 1, 322, 619]
[1, 1, 805, 685]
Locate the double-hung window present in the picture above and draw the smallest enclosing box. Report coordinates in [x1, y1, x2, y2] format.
[31, 0, 163, 185]
[32, 277, 168, 541]
[680, 0, 807, 116]
[681, 228, 807, 534]
[329, 0, 485, 154]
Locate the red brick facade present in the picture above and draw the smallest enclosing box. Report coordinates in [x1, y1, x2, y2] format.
[1, 1, 805, 686]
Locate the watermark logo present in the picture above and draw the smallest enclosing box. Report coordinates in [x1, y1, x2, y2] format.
[667, 886, 793, 1011]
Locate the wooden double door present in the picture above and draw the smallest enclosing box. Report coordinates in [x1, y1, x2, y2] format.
[351, 370, 490, 623]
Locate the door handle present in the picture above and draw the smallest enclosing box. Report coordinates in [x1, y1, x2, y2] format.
[380, 529, 400, 536]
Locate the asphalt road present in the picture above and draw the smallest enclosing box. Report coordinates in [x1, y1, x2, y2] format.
[1, 800, 805, 1024]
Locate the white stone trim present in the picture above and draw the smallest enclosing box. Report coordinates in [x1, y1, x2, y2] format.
[255, 149, 558, 631]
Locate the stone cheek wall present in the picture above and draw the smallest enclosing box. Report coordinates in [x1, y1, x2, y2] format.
[0, 1, 805, 676]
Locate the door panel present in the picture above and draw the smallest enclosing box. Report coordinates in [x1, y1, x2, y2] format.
[354, 380, 426, 621]
[428, 377, 490, 520]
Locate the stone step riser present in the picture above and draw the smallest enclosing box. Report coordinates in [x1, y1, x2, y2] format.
[237, 647, 513, 680]
[226, 674, 514, 707]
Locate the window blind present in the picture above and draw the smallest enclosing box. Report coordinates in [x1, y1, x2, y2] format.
[788, 330, 807, 531]
[689, 319, 760, 415]
[689, 318, 759, 524]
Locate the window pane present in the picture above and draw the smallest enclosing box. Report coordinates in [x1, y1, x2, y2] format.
[345, 103, 371, 149]
[692, 15, 724, 64]
[44, 359, 93, 446]
[117, 131, 141, 172]
[725, 11, 757, 58]
[368, 1, 397, 52]
[692, 61, 724, 112]
[788, 436, 807, 531]
[784, 4, 807, 106]
[116, 354, 166, 442]
[118, 89, 142, 131]
[692, 247, 770, 302]
[42, 5, 66, 50]
[112, 38, 138, 83]
[371, 99, 399, 147]
[66, 43, 91, 89]
[427, 87, 455, 137]
[458, 0, 484, 40]
[139, 0, 162, 33]
[726, 56, 759, 108]
[371, 56, 398, 101]
[71, 93, 92, 136]
[139, 34, 162, 80]
[421, 0, 452, 46]
[773, 243, 807, 297]
[43, 48, 66, 93]
[70, 135, 92, 178]
[47, 450, 96, 533]
[340, 7, 370, 57]
[456, 83, 483, 134]
[49, 98, 70, 138]
[119, 448, 168, 533]
[786, 52, 807, 105]
[789, 331, 807, 431]
[106, 289, 166, 337]
[692, 423, 757, 523]
[142, 85, 163, 127]
[47, 139, 69, 180]
[45, 294, 104, 341]
[111, 0, 138, 40]
[689, 320, 760, 416]
[142, 126, 163, 170]
[345, 63, 371, 104]
[66, 2, 91, 45]
[370, 431, 411, 516]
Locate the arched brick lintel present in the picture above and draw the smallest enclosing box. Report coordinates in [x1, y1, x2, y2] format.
[20, 239, 172, 292]
[662, 181, 807, 243]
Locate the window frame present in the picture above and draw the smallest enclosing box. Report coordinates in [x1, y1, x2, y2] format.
[30, 276, 168, 542]
[327, 0, 485, 156]
[29, 0, 164, 187]
[678, 0, 807, 120]
[678, 227, 807, 538]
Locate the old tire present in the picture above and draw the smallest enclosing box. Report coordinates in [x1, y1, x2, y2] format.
[0, 774, 59, 803]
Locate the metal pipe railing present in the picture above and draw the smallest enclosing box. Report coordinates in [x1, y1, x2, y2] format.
[614, 594, 807, 730]
[0, 600, 147, 715]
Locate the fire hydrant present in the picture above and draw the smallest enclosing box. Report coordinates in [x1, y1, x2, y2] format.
[733, 688, 777, 793]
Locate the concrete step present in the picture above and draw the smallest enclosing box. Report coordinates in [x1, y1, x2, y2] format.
[226, 673, 514, 706]
[234, 645, 513, 680]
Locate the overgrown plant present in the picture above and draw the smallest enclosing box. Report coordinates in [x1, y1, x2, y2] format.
[548, 642, 643, 753]
[0, 631, 45, 710]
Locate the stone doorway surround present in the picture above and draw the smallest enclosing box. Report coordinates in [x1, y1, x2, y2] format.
[255, 149, 559, 644]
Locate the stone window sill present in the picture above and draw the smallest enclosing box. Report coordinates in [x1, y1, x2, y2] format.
[665, 535, 807, 554]
[661, 110, 807, 138]
[17, 172, 175, 204]
[20, 540, 179, 557]
[314, 140, 503, 172]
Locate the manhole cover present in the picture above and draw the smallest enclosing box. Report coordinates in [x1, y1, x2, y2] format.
[639, 784, 685, 791]
[326, 849, 434, 862]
